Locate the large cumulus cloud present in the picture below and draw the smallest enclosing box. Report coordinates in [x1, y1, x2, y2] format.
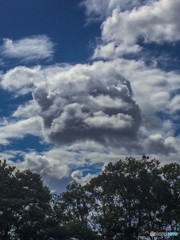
[1, 61, 141, 147]
[82, 0, 180, 157]
[1, 57, 180, 156]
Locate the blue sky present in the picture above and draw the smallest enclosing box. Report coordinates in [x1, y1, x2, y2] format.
[0, 0, 100, 64]
[0, 0, 180, 192]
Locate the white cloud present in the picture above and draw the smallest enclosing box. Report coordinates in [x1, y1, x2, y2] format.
[13, 100, 41, 118]
[71, 170, 83, 180]
[169, 95, 180, 113]
[87, 0, 180, 57]
[102, 0, 180, 44]
[84, 111, 133, 129]
[0, 35, 54, 62]
[5, 142, 121, 191]
[71, 170, 98, 185]
[102, 58, 179, 116]
[82, 0, 151, 21]
[0, 117, 43, 145]
[4, 136, 180, 192]
[0, 66, 41, 95]
[93, 42, 141, 59]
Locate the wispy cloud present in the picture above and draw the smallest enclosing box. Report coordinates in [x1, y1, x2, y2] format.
[0, 35, 54, 63]
[82, 0, 150, 22]
[0, 117, 43, 145]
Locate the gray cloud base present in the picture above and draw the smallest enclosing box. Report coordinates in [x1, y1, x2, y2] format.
[33, 69, 141, 146]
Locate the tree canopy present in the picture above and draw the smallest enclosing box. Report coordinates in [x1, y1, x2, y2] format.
[0, 156, 179, 239]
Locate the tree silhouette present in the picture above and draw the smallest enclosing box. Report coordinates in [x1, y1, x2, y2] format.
[0, 156, 179, 240]
[0, 160, 52, 239]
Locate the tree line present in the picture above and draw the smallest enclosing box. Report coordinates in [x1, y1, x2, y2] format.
[0, 155, 179, 240]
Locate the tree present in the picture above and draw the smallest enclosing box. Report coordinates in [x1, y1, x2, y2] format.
[14, 169, 52, 240]
[162, 163, 180, 231]
[85, 156, 171, 239]
[0, 160, 17, 239]
[0, 160, 52, 240]
[54, 181, 97, 240]
[60, 156, 177, 240]
[0, 156, 180, 240]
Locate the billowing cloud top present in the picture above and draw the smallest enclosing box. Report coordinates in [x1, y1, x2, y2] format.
[1, 62, 141, 146]
[84, 0, 180, 57]
[102, 0, 180, 44]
